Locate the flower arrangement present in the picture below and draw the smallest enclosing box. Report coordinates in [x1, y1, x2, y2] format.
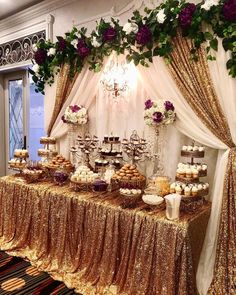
[144, 99, 176, 127]
[29, 0, 236, 94]
[61, 105, 88, 125]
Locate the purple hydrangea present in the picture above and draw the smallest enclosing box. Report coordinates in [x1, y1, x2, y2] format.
[103, 27, 117, 42]
[57, 37, 67, 51]
[77, 39, 90, 58]
[135, 25, 152, 45]
[164, 101, 175, 111]
[153, 112, 163, 123]
[145, 99, 153, 109]
[34, 48, 47, 65]
[223, 0, 236, 21]
[179, 3, 196, 28]
[69, 105, 80, 112]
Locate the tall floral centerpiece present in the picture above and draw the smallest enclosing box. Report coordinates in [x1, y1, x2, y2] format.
[62, 105, 88, 161]
[144, 99, 176, 175]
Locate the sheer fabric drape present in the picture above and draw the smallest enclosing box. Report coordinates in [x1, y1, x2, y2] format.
[137, 55, 232, 294]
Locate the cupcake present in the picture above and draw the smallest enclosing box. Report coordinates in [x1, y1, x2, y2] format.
[192, 186, 198, 196]
[184, 187, 191, 196]
[198, 146, 204, 152]
[192, 168, 199, 179]
[175, 185, 182, 195]
[193, 146, 199, 151]
[202, 164, 207, 171]
[198, 184, 203, 191]
[182, 145, 188, 151]
[187, 145, 193, 151]
[186, 168, 192, 178]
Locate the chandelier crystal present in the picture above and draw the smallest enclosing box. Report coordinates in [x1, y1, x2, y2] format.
[101, 55, 129, 98]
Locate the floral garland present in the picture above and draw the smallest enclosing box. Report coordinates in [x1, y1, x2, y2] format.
[29, 0, 236, 94]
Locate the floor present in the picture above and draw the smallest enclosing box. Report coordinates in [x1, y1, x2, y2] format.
[0, 252, 78, 295]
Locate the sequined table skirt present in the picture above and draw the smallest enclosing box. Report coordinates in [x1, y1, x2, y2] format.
[0, 176, 211, 294]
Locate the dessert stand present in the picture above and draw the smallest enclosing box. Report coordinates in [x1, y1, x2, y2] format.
[176, 145, 209, 211]
[70, 134, 99, 169]
[38, 137, 58, 164]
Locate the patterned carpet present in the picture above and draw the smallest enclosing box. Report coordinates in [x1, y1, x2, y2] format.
[0, 252, 78, 294]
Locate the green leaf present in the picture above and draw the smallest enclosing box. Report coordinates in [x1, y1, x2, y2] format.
[210, 38, 218, 51]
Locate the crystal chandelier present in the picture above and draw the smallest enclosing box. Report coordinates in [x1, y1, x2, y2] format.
[101, 55, 129, 98]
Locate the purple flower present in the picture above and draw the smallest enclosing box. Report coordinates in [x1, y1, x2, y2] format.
[34, 48, 47, 65]
[135, 25, 152, 45]
[179, 3, 196, 28]
[69, 105, 80, 113]
[61, 115, 67, 123]
[103, 27, 117, 42]
[223, 0, 236, 21]
[57, 37, 67, 51]
[153, 112, 163, 123]
[164, 101, 175, 111]
[77, 39, 90, 58]
[145, 99, 153, 109]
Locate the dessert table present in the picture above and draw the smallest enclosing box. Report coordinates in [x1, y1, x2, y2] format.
[0, 176, 211, 295]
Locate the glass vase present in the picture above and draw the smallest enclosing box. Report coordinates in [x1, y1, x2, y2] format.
[153, 124, 166, 176]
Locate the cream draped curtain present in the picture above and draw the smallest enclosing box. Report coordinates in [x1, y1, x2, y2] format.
[137, 40, 235, 294]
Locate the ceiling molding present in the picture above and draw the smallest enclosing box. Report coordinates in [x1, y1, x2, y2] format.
[0, 0, 76, 33]
[75, 0, 145, 28]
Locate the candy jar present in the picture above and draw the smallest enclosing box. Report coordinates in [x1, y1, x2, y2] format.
[54, 167, 69, 186]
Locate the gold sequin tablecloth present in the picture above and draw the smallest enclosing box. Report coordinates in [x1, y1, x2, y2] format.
[0, 176, 211, 295]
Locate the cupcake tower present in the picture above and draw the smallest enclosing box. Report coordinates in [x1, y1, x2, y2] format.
[8, 149, 29, 173]
[170, 144, 209, 198]
[96, 134, 122, 171]
[38, 137, 57, 161]
[70, 134, 99, 168]
[122, 130, 148, 165]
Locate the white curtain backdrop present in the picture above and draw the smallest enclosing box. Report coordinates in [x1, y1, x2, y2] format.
[137, 53, 235, 295]
[196, 40, 236, 294]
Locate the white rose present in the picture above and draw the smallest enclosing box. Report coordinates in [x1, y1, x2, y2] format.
[32, 64, 40, 73]
[71, 39, 78, 49]
[91, 36, 102, 48]
[145, 118, 153, 126]
[156, 9, 166, 24]
[75, 31, 80, 38]
[201, 0, 219, 10]
[123, 22, 139, 34]
[78, 108, 87, 116]
[32, 43, 38, 52]
[47, 47, 56, 56]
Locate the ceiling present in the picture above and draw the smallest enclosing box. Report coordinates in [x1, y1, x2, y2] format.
[0, 0, 45, 20]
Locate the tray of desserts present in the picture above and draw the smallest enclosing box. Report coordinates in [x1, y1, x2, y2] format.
[103, 134, 120, 143]
[170, 182, 209, 198]
[14, 149, 29, 158]
[177, 162, 207, 178]
[40, 136, 56, 145]
[119, 188, 142, 197]
[38, 149, 58, 157]
[42, 155, 74, 174]
[70, 165, 99, 191]
[181, 145, 205, 158]
[23, 167, 44, 183]
[8, 158, 27, 169]
[111, 164, 146, 189]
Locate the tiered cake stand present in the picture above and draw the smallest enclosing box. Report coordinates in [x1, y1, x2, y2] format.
[177, 149, 208, 211]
